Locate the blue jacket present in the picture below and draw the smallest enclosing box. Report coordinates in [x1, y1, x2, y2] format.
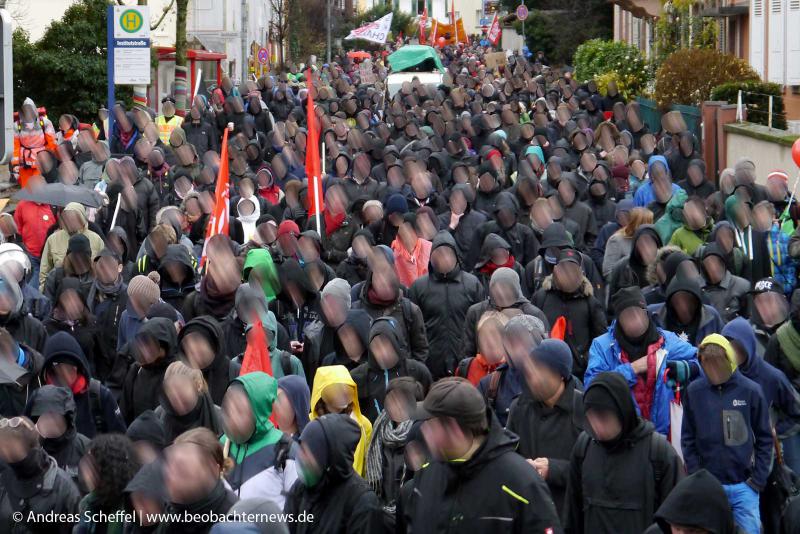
[681, 369, 773, 490]
[478, 363, 521, 427]
[647, 302, 724, 347]
[722, 317, 800, 438]
[633, 156, 684, 207]
[586, 321, 697, 434]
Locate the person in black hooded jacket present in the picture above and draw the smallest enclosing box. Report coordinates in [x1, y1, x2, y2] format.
[350, 317, 432, 423]
[643, 469, 740, 534]
[678, 158, 716, 199]
[23, 384, 90, 488]
[557, 172, 598, 250]
[0, 267, 47, 352]
[473, 163, 503, 216]
[178, 316, 241, 405]
[0, 327, 43, 417]
[409, 231, 485, 379]
[321, 309, 372, 371]
[438, 183, 488, 261]
[273, 258, 322, 347]
[120, 317, 178, 424]
[284, 413, 379, 534]
[40, 331, 126, 438]
[126, 409, 167, 464]
[587, 178, 617, 231]
[564, 371, 683, 534]
[472, 233, 528, 296]
[469, 191, 540, 269]
[404, 377, 562, 534]
[157, 244, 197, 318]
[88, 248, 128, 383]
[608, 224, 662, 301]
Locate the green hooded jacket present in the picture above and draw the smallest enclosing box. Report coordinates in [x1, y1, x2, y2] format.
[264, 310, 305, 379]
[222, 371, 284, 462]
[654, 188, 688, 244]
[242, 249, 280, 303]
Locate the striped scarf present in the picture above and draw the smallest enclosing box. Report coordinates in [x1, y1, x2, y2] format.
[365, 411, 412, 497]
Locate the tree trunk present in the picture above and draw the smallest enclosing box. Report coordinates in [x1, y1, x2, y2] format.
[174, 0, 189, 116]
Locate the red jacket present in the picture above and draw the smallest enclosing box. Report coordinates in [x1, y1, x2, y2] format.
[14, 200, 55, 258]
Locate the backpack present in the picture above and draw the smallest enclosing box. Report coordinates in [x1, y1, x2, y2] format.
[455, 359, 502, 407]
[277, 350, 294, 377]
[88, 378, 107, 434]
[273, 433, 294, 471]
[573, 430, 670, 484]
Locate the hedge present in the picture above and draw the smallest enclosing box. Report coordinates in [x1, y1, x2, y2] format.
[711, 80, 787, 130]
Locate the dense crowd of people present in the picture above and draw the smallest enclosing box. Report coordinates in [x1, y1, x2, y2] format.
[2, 40, 800, 534]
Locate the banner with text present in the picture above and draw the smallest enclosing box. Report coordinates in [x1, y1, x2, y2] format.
[345, 12, 393, 44]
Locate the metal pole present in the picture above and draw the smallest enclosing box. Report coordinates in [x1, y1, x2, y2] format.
[327, 0, 332, 64]
[241, 0, 248, 84]
[107, 6, 115, 139]
[768, 95, 773, 130]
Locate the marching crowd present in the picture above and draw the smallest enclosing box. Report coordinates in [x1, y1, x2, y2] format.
[2, 40, 800, 534]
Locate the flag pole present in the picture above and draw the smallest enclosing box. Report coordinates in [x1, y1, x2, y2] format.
[316, 141, 325, 236]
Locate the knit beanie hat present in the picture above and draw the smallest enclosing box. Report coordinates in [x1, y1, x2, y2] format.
[530, 339, 573, 380]
[321, 278, 351, 309]
[67, 234, 92, 257]
[128, 273, 161, 309]
[385, 194, 409, 217]
[611, 286, 647, 317]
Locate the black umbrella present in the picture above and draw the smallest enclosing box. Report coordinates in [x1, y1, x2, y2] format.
[14, 183, 105, 209]
[0, 358, 27, 386]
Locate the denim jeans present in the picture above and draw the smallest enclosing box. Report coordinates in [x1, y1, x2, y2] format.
[781, 433, 800, 476]
[28, 255, 40, 291]
[723, 482, 761, 534]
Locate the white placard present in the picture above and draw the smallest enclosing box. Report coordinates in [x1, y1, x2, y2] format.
[114, 47, 151, 85]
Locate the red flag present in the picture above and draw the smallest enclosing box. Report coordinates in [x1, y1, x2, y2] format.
[305, 68, 324, 221]
[419, 7, 427, 44]
[450, 0, 458, 43]
[487, 13, 501, 46]
[199, 126, 231, 267]
[240, 316, 273, 376]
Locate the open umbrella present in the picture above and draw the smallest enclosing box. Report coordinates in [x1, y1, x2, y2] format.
[347, 50, 371, 60]
[0, 358, 27, 386]
[14, 183, 105, 209]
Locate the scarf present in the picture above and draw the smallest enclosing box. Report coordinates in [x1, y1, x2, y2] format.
[323, 210, 346, 237]
[479, 254, 516, 275]
[365, 411, 412, 497]
[258, 185, 280, 205]
[8, 447, 49, 479]
[118, 126, 135, 148]
[620, 336, 664, 420]
[198, 275, 237, 318]
[46, 371, 88, 396]
[466, 354, 503, 386]
[367, 284, 398, 308]
[614, 318, 659, 361]
[87, 276, 124, 313]
[161, 392, 221, 444]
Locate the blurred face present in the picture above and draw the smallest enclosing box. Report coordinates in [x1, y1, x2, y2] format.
[618, 307, 649, 338]
[385, 389, 414, 424]
[35, 412, 67, 439]
[321, 294, 347, 328]
[683, 201, 706, 230]
[586, 409, 622, 442]
[370, 334, 400, 370]
[95, 256, 121, 285]
[670, 291, 698, 324]
[767, 179, 788, 202]
[524, 358, 563, 402]
[0, 433, 30, 463]
[700, 348, 733, 386]
[431, 246, 457, 275]
[557, 181, 575, 206]
[716, 227, 735, 253]
[553, 261, 582, 293]
[753, 205, 774, 232]
[754, 292, 789, 327]
[164, 443, 218, 504]
[635, 234, 658, 264]
[478, 171, 496, 193]
[687, 164, 704, 186]
[273, 389, 296, 432]
[422, 417, 473, 461]
[669, 526, 709, 534]
[58, 290, 84, 321]
[449, 190, 467, 216]
[702, 255, 726, 285]
[222, 385, 255, 444]
[338, 325, 363, 361]
[164, 375, 200, 416]
[181, 332, 216, 370]
[133, 335, 164, 366]
[478, 321, 505, 364]
[61, 211, 83, 233]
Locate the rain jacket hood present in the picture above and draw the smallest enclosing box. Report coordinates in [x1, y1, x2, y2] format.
[278, 375, 311, 434]
[224, 371, 284, 460]
[242, 249, 280, 303]
[653, 469, 737, 534]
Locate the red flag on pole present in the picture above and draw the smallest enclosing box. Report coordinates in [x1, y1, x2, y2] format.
[487, 13, 501, 46]
[305, 69, 324, 224]
[450, 0, 458, 43]
[240, 315, 274, 376]
[199, 126, 231, 267]
[419, 7, 428, 44]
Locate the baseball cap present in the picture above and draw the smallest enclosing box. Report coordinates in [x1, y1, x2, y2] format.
[413, 377, 486, 426]
[557, 248, 581, 266]
[750, 277, 784, 296]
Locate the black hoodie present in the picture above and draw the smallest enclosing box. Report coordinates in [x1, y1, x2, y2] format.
[645, 469, 738, 534]
[470, 191, 540, 268]
[437, 183, 488, 260]
[284, 414, 379, 534]
[178, 316, 241, 405]
[350, 317, 433, 423]
[24, 385, 90, 487]
[321, 309, 372, 371]
[124, 461, 167, 534]
[608, 224, 663, 300]
[565, 372, 682, 534]
[403, 408, 561, 534]
[121, 317, 178, 424]
[157, 244, 197, 317]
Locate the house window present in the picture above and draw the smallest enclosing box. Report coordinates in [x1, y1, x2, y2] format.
[417, 0, 425, 13]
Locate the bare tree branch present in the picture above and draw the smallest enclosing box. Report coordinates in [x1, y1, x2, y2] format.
[150, 0, 176, 30]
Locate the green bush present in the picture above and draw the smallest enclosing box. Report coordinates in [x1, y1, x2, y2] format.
[655, 48, 759, 109]
[573, 39, 651, 97]
[711, 81, 787, 130]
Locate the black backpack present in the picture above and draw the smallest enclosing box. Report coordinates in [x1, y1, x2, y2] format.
[88, 378, 107, 434]
[573, 430, 670, 484]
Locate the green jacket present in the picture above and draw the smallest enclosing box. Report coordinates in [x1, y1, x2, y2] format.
[264, 310, 305, 379]
[653, 189, 688, 245]
[669, 219, 713, 256]
[221, 371, 284, 462]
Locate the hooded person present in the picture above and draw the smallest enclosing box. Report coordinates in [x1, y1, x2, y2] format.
[40, 331, 126, 438]
[220, 372, 298, 508]
[237, 195, 262, 245]
[408, 231, 485, 380]
[274, 258, 322, 346]
[644, 469, 739, 534]
[506, 338, 585, 515]
[607, 224, 663, 300]
[677, 158, 716, 198]
[275, 375, 312, 441]
[120, 317, 178, 424]
[12, 97, 58, 187]
[532, 248, 608, 380]
[42, 232, 96, 303]
[681, 335, 772, 534]
[307, 182, 357, 267]
[472, 162, 503, 215]
[23, 385, 90, 487]
[39, 202, 105, 291]
[242, 248, 281, 304]
[439, 183, 489, 259]
[564, 371, 683, 534]
[472, 233, 528, 296]
[78, 139, 110, 190]
[156, 244, 197, 318]
[0, 266, 47, 352]
[0, 415, 81, 532]
[700, 243, 750, 322]
[667, 131, 700, 183]
[404, 377, 562, 534]
[184, 236, 241, 321]
[470, 190, 540, 269]
[126, 409, 167, 464]
[587, 177, 617, 230]
[461, 267, 549, 361]
[633, 156, 683, 208]
[308, 365, 373, 477]
[335, 228, 374, 287]
[123, 460, 167, 534]
[648, 275, 724, 347]
[178, 316, 241, 405]
[283, 414, 380, 534]
[667, 196, 713, 255]
[586, 286, 698, 435]
[156, 361, 222, 445]
[0, 327, 43, 417]
[724, 194, 772, 281]
[87, 248, 128, 376]
[350, 317, 433, 423]
[320, 308, 372, 371]
[556, 171, 598, 250]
